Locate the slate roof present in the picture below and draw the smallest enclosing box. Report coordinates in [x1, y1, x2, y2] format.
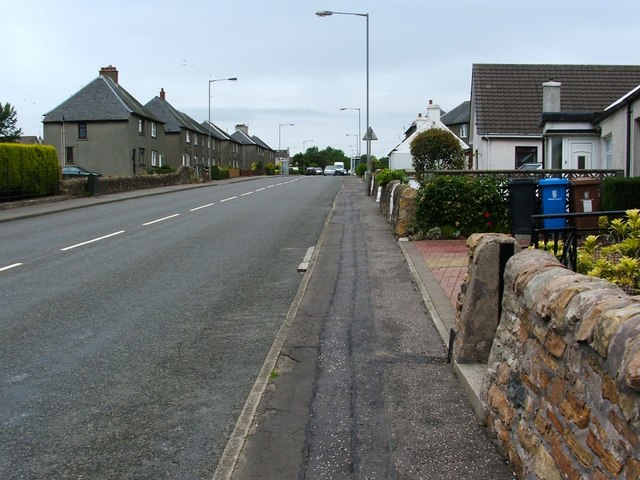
[251, 135, 273, 151]
[441, 101, 470, 125]
[200, 121, 233, 141]
[230, 129, 256, 146]
[145, 97, 205, 134]
[43, 75, 161, 124]
[472, 64, 640, 135]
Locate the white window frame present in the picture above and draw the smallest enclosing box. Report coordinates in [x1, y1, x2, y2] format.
[459, 124, 468, 138]
[604, 136, 613, 169]
[151, 122, 157, 138]
[151, 150, 158, 166]
[186, 131, 191, 143]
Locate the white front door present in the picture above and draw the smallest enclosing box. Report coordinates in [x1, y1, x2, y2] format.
[566, 142, 594, 169]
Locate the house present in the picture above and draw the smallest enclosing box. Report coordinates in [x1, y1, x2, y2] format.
[597, 85, 640, 176]
[43, 66, 165, 176]
[470, 64, 640, 171]
[230, 124, 274, 172]
[145, 89, 208, 170]
[388, 100, 468, 172]
[200, 121, 242, 168]
[441, 100, 470, 146]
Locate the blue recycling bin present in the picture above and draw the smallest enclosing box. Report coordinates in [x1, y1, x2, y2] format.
[539, 178, 569, 228]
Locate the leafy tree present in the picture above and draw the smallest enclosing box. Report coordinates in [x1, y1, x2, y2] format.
[410, 128, 464, 181]
[0, 102, 23, 142]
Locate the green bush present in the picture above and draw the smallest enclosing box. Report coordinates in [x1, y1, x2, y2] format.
[265, 162, 276, 175]
[375, 169, 407, 188]
[0, 143, 59, 197]
[602, 177, 640, 210]
[577, 209, 640, 294]
[146, 164, 175, 175]
[413, 174, 508, 237]
[211, 165, 230, 180]
[356, 163, 367, 177]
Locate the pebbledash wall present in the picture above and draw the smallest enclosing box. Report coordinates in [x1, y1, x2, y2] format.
[375, 178, 640, 479]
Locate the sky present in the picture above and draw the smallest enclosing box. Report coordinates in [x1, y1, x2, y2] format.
[4, 0, 640, 159]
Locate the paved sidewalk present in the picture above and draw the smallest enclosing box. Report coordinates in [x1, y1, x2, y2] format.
[413, 239, 468, 305]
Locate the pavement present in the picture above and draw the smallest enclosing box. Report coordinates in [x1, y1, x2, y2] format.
[0, 176, 513, 479]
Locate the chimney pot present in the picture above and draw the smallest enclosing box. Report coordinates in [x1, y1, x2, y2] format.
[99, 65, 119, 84]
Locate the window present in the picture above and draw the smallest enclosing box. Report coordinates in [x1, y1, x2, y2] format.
[183, 153, 191, 166]
[515, 146, 538, 169]
[604, 137, 613, 169]
[151, 150, 158, 166]
[151, 122, 157, 138]
[139, 148, 145, 165]
[78, 123, 87, 139]
[185, 131, 191, 143]
[66, 146, 74, 164]
[459, 124, 468, 138]
[551, 138, 563, 169]
[138, 119, 145, 135]
[194, 134, 198, 146]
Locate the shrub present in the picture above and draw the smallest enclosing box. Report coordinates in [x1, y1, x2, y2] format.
[0, 143, 58, 198]
[602, 177, 640, 210]
[265, 162, 276, 175]
[146, 164, 175, 175]
[413, 174, 508, 237]
[410, 129, 465, 181]
[375, 169, 407, 188]
[577, 209, 640, 294]
[356, 163, 367, 177]
[211, 165, 230, 180]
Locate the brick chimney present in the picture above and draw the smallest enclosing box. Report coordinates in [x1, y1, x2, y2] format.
[99, 65, 119, 84]
[160, 88, 166, 100]
[543, 80, 561, 112]
[235, 123, 249, 135]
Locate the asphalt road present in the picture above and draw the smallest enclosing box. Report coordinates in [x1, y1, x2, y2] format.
[0, 176, 343, 479]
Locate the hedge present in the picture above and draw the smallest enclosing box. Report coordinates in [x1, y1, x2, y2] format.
[0, 143, 59, 198]
[602, 176, 640, 210]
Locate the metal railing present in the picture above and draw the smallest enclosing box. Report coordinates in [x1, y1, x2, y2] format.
[0, 168, 59, 202]
[530, 210, 627, 271]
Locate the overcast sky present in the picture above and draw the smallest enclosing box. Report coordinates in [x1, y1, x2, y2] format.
[5, 0, 640, 158]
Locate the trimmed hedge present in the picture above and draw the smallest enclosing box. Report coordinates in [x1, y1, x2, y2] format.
[0, 143, 59, 198]
[602, 176, 640, 210]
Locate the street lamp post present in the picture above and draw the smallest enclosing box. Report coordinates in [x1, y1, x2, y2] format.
[208, 77, 237, 169]
[303, 139, 314, 153]
[341, 107, 361, 172]
[317, 10, 371, 174]
[278, 123, 295, 150]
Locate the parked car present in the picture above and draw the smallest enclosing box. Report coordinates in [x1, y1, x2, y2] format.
[324, 165, 336, 176]
[305, 167, 317, 175]
[314, 167, 323, 175]
[62, 165, 102, 178]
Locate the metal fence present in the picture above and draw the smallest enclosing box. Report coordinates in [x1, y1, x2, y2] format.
[0, 167, 59, 202]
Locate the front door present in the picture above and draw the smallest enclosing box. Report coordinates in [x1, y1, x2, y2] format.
[567, 142, 594, 169]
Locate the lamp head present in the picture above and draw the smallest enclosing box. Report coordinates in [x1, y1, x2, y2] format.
[316, 10, 333, 17]
[228, 77, 238, 81]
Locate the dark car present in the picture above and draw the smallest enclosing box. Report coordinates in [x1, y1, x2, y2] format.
[62, 165, 102, 178]
[305, 167, 317, 175]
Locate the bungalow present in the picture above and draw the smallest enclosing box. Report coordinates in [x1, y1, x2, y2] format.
[43, 66, 165, 177]
[388, 100, 468, 172]
[470, 64, 640, 171]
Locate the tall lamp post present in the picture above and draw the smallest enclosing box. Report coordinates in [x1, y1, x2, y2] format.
[317, 10, 371, 174]
[208, 77, 237, 169]
[278, 123, 295, 150]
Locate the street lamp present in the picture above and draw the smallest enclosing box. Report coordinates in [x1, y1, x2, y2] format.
[341, 107, 361, 162]
[317, 10, 371, 174]
[278, 123, 295, 150]
[303, 139, 314, 153]
[208, 77, 237, 169]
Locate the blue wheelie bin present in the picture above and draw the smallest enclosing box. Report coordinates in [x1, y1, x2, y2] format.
[539, 178, 569, 228]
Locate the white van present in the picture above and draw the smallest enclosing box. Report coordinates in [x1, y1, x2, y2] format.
[333, 162, 346, 175]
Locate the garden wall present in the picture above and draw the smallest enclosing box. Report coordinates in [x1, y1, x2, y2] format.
[60, 165, 192, 197]
[377, 180, 417, 237]
[482, 248, 640, 479]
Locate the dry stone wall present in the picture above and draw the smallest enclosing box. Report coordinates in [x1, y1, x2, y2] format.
[483, 248, 640, 479]
[377, 180, 417, 237]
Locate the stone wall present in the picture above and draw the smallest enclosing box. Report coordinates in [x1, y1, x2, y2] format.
[377, 180, 418, 237]
[483, 248, 640, 479]
[60, 165, 192, 197]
